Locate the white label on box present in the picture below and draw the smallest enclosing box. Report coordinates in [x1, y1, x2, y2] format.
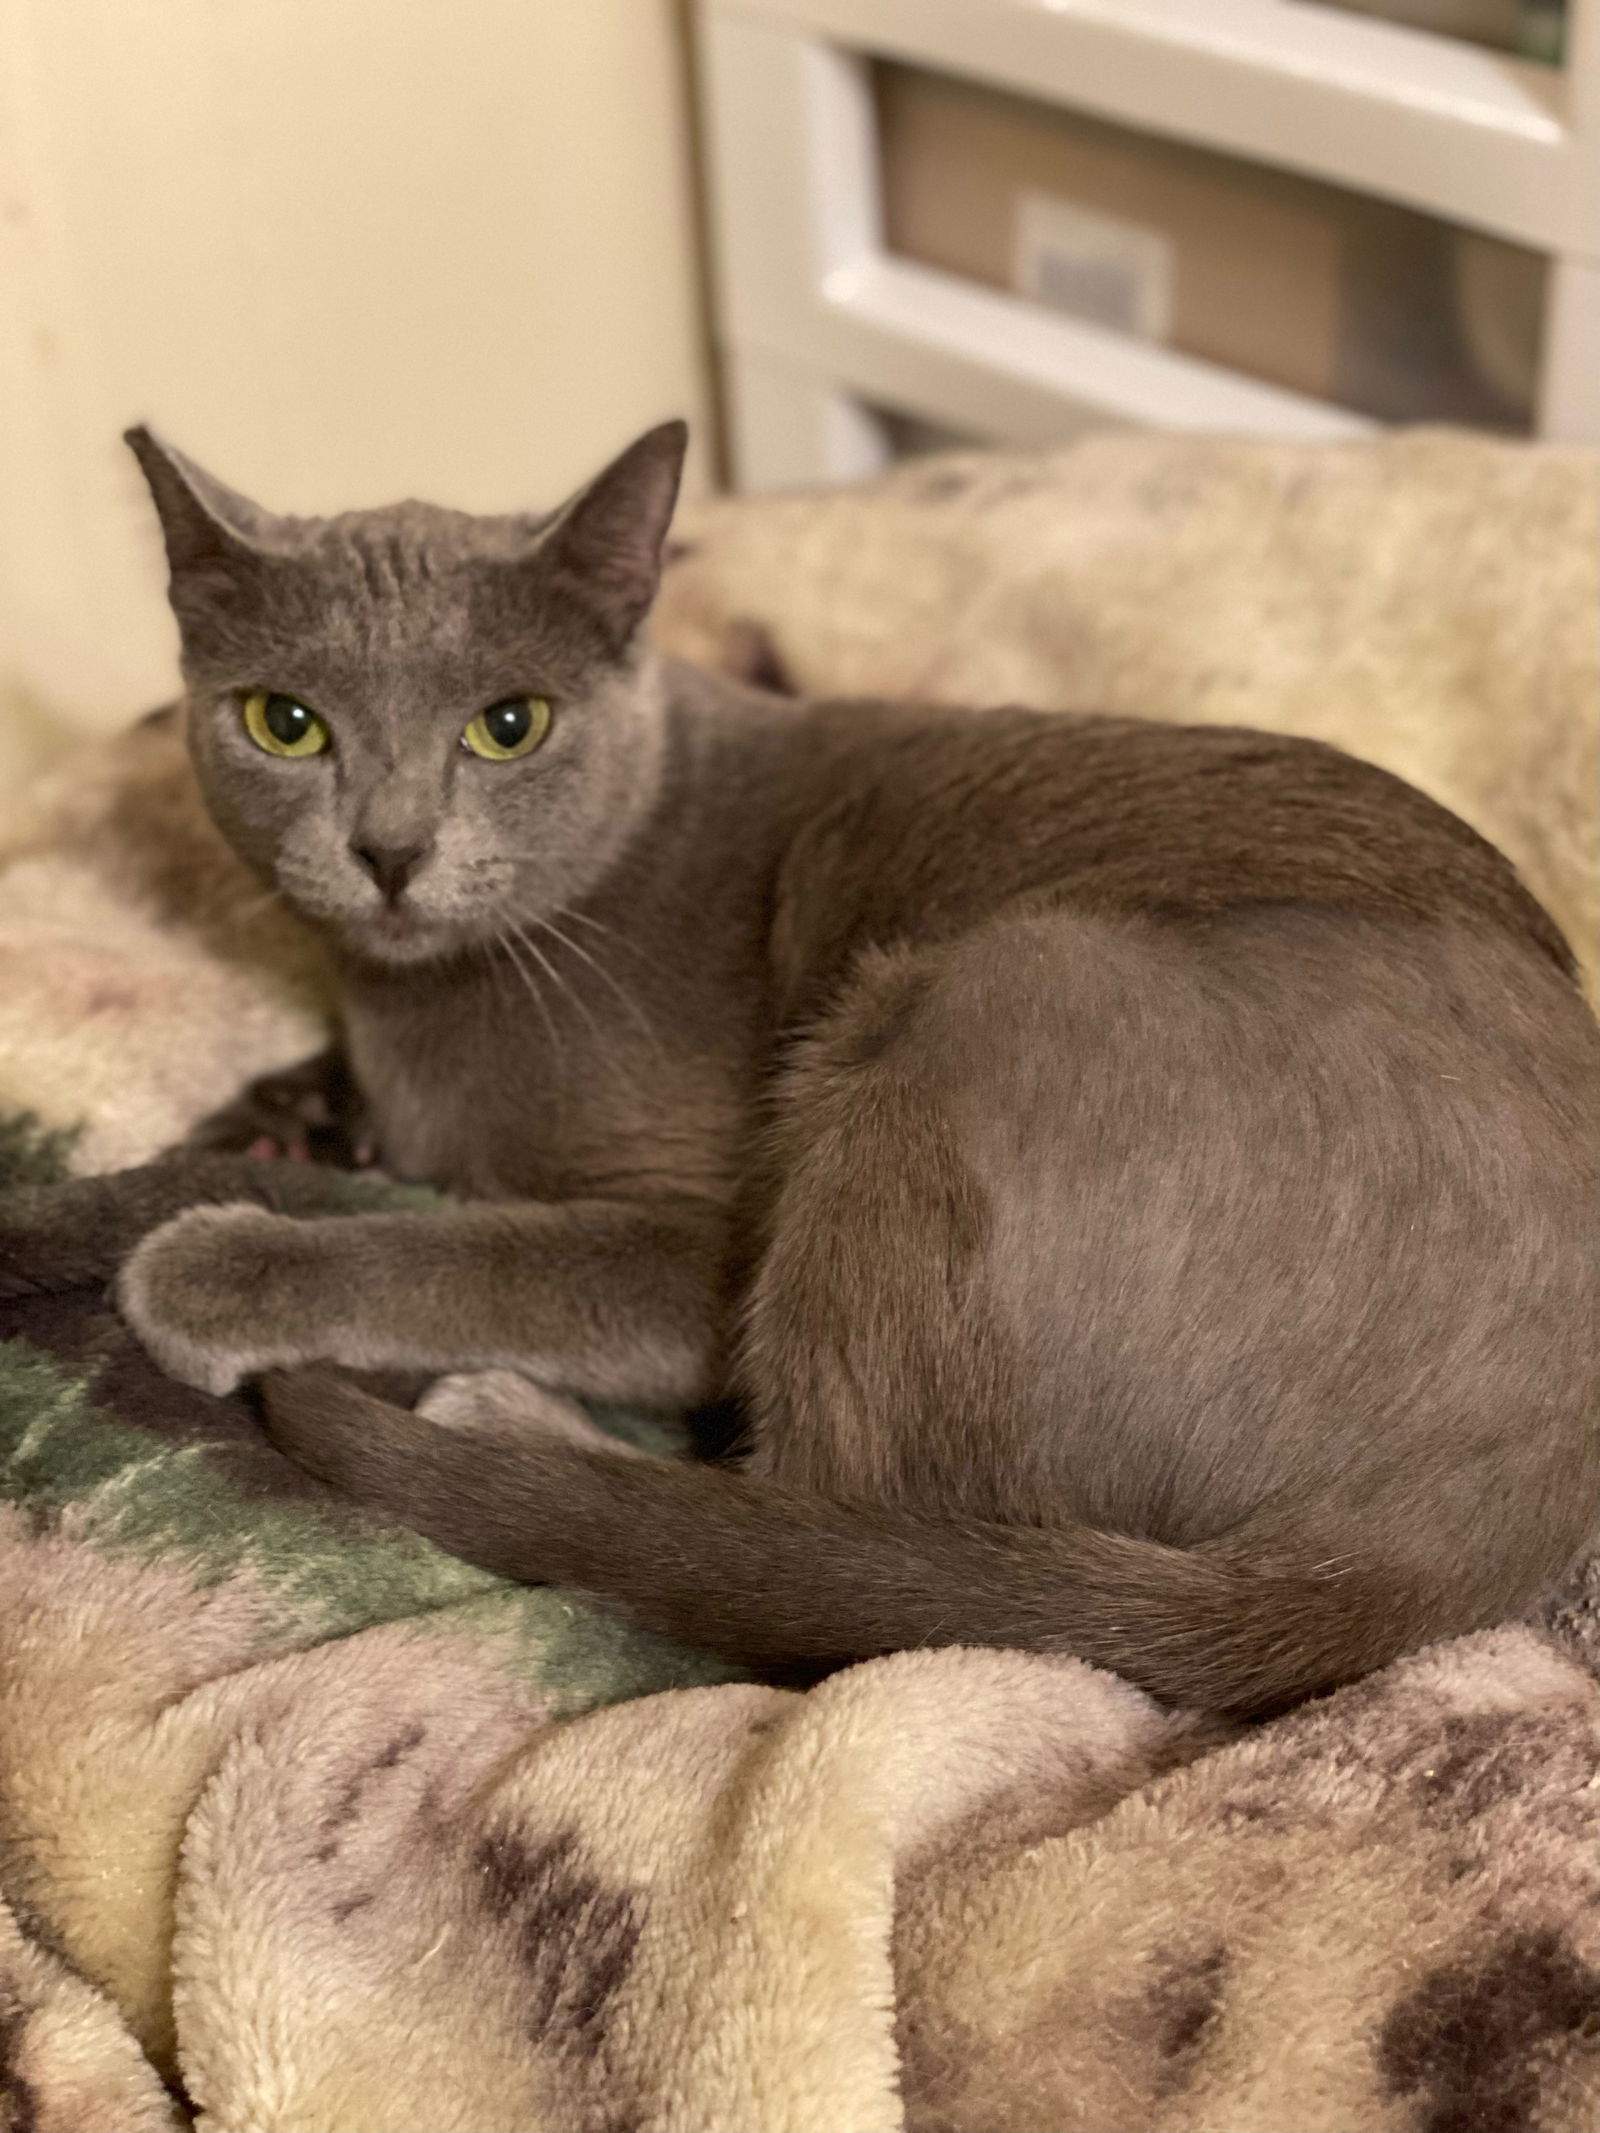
[1012, 192, 1174, 342]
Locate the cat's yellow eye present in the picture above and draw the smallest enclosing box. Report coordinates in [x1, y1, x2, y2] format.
[462, 696, 552, 761]
[242, 690, 330, 759]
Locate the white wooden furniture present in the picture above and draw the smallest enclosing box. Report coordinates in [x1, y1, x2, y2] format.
[695, 0, 1600, 487]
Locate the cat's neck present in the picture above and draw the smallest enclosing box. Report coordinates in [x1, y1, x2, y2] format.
[330, 660, 804, 1198]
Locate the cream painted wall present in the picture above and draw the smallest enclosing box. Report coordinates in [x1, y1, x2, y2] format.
[0, 0, 712, 782]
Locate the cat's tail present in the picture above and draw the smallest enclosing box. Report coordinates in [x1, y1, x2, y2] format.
[262, 1369, 1447, 1713]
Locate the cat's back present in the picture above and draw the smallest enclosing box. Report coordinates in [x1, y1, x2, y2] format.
[767, 701, 1575, 1018]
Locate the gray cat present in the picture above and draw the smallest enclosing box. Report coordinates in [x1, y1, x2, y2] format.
[117, 420, 1600, 1713]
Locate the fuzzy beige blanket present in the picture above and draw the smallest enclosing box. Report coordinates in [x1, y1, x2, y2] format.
[1, 429, 1598, 2131]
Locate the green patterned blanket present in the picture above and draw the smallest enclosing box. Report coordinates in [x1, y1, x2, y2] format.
[0, 1120, 740, 2127]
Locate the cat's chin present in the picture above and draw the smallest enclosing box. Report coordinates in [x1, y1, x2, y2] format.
[338, 906, 466, 968]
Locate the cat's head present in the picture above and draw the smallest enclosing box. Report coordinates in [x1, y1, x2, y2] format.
[127, 421, 687, 966]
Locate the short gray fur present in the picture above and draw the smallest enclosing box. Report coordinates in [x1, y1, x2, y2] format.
[116, 420, 1600, 1714]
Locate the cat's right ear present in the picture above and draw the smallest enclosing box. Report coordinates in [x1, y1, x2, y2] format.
[124, 427, 270, 595]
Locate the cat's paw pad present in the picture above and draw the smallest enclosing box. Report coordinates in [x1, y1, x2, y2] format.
[187, 1051, 376, 1168]
[117, 1203, 321, 1396]
[418, 1371, 627, 1452]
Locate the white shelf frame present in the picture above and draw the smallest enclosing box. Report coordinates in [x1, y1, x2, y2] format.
[697, 0, 1600, 487]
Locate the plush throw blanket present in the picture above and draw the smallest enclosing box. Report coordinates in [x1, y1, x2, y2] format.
[1, 429, 1599, 2130]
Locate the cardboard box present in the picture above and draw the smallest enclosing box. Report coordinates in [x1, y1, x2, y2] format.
[874, 64, 1543, 429]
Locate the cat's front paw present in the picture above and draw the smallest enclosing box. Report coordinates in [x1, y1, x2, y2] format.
[117, 1203, 330, 1395]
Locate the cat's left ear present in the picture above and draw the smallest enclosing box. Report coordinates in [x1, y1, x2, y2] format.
[539, 419, 688, 648]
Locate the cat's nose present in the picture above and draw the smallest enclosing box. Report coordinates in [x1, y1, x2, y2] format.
[351, 838, 431, 902]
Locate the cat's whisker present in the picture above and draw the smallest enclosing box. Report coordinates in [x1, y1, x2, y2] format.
[555, 907, 665, 977]
[501, 871, 654, 965]
[550, 904, 633, 949]
[505, 920, 609, 1053]
[493, 926, 567, 1073]
[534, 914, 663, 1053]
[228, 887, 289, 922]
[494, 912, 654, 1101]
